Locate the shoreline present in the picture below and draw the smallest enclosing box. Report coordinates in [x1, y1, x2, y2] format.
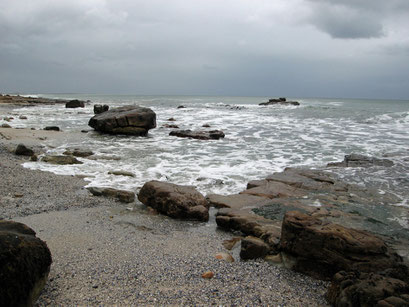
[1, 137, 329, 305]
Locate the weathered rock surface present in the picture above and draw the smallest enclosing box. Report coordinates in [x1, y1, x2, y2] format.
[327, 270, 409, 307]
[87, 187, 135, 203]
[63, 148, 94, 157]
[259, 98, 300, 106]
[41, 155, 83, 165]
[240, 236, 269, 260]
[138, 181, 209, 221]
[328, 153, 394, 168]
[280, 211, 405, 280]
[0, 220, 52, 307]
[93, 104, 109, 114]
[15, 143, 34, 156]
[88, 105, 156, 136]
[65, 99, 85, 108]
[169, 129, 225, 140]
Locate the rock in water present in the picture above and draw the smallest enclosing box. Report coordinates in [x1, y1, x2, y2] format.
[259, 98, 300, 106]
[93, 104, 109, 114]
[280, 211, 405, 280]
[65, 99, 85, 108]
[327, 153, 394, 168]
[138, 181, 209, 221]
[169, 129, 225, 140]
[41, 155, 83, 165]
[0, 221, 52, 307]
[15, 143, 34, 156]
[88, 105, 156, 136]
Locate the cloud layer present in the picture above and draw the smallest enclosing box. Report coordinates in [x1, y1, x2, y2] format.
[1, 0, 409, 98]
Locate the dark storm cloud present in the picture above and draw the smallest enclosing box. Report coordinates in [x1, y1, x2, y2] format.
[307, 0, 409, 39]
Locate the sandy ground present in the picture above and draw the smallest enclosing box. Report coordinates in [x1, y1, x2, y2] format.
[0, 127, 329, 306]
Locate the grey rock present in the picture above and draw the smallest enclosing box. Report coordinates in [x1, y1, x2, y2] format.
[93, 104, 109, 114]
[65, 100, 85, 108]
[87, 187, 135, 203]
[169, 129, 225, 140]
[15, 144, 34, 156]
[41, 155, 83, 165]
[327, 153, 394, 168]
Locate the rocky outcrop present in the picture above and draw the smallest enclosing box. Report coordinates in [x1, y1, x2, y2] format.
[328, 153, 394, 168]
[87, 187, 135, 203]
[138, 181, 209, 221]
[0, 220, 52, 307]
[88, 105, 156, 136]
[15, 144, 34, 156]
[169, 129, 225, 140]
[41, 155, 83, 165]
[65, 99, 85, 108]
[94, 104, 109, 114]
[63, 148, 94, 157]
[280, 211, 405, 280]
[259, 98, 300, 106]
[0, 94, 88, 106]
[327, 270, 409, 307]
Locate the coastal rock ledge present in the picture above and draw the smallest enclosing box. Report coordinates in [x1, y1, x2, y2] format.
[88, 105, 156, 136]
[0, 221, 52, 306]
[138, 181, 209, 221]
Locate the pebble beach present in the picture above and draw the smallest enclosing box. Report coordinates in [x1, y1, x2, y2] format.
[0, 125, 329, 305]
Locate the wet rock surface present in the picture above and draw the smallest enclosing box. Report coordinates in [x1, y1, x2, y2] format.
[328, 153, 394, 168]
[0, 220, 52, 307]
[93, 104, 109, 114]
[65, 99, 85, 108]
[138, 181, 209, 221]
[169, 129, 225, 140]
[88, 105, 156, 136]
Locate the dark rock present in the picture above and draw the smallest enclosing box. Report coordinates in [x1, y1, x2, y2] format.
[259, 98, 300, 106]
[0, 220, 52, 307]
[328, 153, 394, 168]
[30, 154, 38, 161]
[202, 124, 211, 128]
[41, 155, 83, 165]
[93, 104, 109, 114]
[43, 126, 60, 131]
[138, 181, 209, 221]
[65, 99, 85, 108]
[280, 211, 405, 280]
[87, 187, 135, 203]
[15, 144, 34, 156]
[327, 270, 409, 307]
[169, 129, 225, 140]
[19, 115, 28, 120]
[162, 124, 179, 129]
[167, 118, 176, 121]
[88, 105, 156, 136]
[1, 123, 11, 128]
[177, 105, 186, 109]
[240, 236, 269, 260]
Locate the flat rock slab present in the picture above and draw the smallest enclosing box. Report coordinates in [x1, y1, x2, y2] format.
[0, 220, 52, 307]
[138, 181, 209, 221]
[41, 155, 83, 165]
[327, 153, 394, 168]
[169, 129, 225, 140]
[88, 105, 156, 136]
[87, 187, 135, 203]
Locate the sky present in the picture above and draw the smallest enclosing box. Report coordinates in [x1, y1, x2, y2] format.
[1, 0, 409, 99]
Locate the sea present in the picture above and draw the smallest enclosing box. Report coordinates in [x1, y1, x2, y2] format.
[2, 94, 409, 207]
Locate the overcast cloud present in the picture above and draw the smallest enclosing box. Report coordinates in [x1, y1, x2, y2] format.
[1, 0, 409, 98]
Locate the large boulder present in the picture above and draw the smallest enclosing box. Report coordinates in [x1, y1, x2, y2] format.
[93, 104, 109, 114]
[0, 221, 52, 307]
[327, 270, 409, 307]
[138, 181, 209, 221]
[280, 211, 405, 280]
[88, 105, 156, 136]
[65, 99, 85, 108]
[15, 144, 34, 156]
[169, 129, 225, 140]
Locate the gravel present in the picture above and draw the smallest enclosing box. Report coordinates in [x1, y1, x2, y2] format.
[1, 146, 330, 306]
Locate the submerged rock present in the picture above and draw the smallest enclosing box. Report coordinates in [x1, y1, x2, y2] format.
[88, 105, 156, 136]
[169, 129, 225, 140]
[41, 155, 83, 165]
[0, 220, 52, 307]
[138, 181, 209, 221]
[87, 187, 135, 203]
[328, 153, 394, 168]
